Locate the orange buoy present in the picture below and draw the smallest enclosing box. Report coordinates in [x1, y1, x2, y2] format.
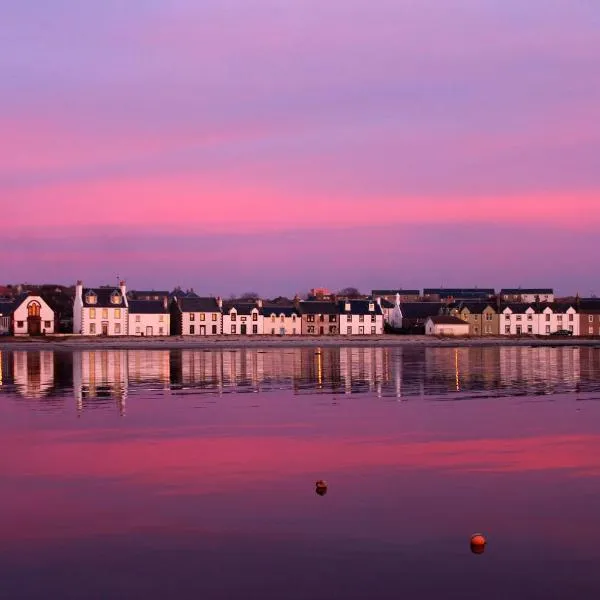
[315, 480, 328, 496]
[470, 533, 486, 554]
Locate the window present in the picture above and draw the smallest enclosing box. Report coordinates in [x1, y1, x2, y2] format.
[190, 313, 195, 321]
[371, 326, 376, 334]
[368, 303, 374, 311]
[319, 314, 325, 322]
[359, 326, 365, 334]
[590, 315, 594, 323]
[241, 316, 247, 322]
[347, 326, 352, 334]
[557, 315, 563, 321]
[136, 315, 140, 322]
[545, 325, 551, 334]
[292, 315, 296, 322]
[212, 313, 217, 321]
[569, 325, 574, 332]
[329, 326, 337, 334]
[90, 323, 96, 334]
[527, 325, 533, 333]
[44, 321, 51, 328]
[271, 328, 275, 334]
[359, 315, 364, 322]
[590, 327, 594, 335]
[212, 325, 217, 334]
[159, 315, 164, 322]
[505, 314, 511, 319]
[252, 325, 258, 333]
[190, 325, 195, 334]
[17, 321, 24, 328]
[527, 314, 533, 321]
[27, 301, 41, 317]
[307, 315, 315, 322]
[371, 314, 376, 322]
[485, 313, 492, 321]
[136, 327, 140, 334]
[271, 315, 276, 322]
[159, 327, 163, 335]
[329, 315, 336, 322]
[281, 315, 285, 322]
[90, 308, 96, 319]
[545, 314, 550, 321]
[231, 324, 236, 334]
[516, 315, 522, 321]
[199, 313, 205, 321]
[308, 326, 315, 333]
[252, 312, 258, 321]
[505, 325, 510, 334]
[102, 309, 108, 319]
[569, 313, 574, 322]
[86, 293, 97, 305]
[115, 323, 121, 334]
[111, 293, 121, 305]
[231, 313, 236, 321]
[115, 309, 121, 319]
[347, 315, 352, 322]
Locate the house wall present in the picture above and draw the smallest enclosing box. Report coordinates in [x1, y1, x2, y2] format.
[301, 315, 338, 335]
[580, 313, 600, 336]
[128, 313, 170, 336]
[181, 311, 221, 335]
[263, 314, 300, 335]
[339, 314, 384, 335]
[500, 308, 578, 335]
[81, 306, 128, 336]
[425, 320, 469, 336]
[458, 309, 499, 336]
[223, 309, 263, 335]
[13, 296, 56, 336]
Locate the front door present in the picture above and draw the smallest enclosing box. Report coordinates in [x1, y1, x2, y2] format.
[102, 322, 109, 336]
[146, 326, 153, 336]
[240, 324, 247, 335]
[516, 325, 522, 335]
[199, 325, 206, 335]
[27, 316, 41, 336]
[319, 326, 324, 335]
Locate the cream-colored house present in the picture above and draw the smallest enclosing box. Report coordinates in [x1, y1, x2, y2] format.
[9, 293, 56, 336]
[128, 300, 170, 336]
[425, 316, 470, 336]
[73, 280, 129, 336]
[263, 306, 300, 335]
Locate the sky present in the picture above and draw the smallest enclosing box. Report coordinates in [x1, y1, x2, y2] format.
[1, 0, 599, 297]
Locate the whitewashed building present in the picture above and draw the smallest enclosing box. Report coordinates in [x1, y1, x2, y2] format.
[500, 288, 554, 303]
[500, 304, 537, 335]
[1, 293, 56, 336]
[223, 301, 263, 335]
[338, 300, 384, 335]
[171, 297, 222, 335]
[539, 304, 579, 336]
[128, 300, 170, 336]
[73, 281, 129, 336]
[263, 306, 301, 335]
[425, 316, 470, 336]
[500, 303, 578, 336]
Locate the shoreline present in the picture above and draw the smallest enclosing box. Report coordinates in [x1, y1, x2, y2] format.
[1, 335, 600, 351]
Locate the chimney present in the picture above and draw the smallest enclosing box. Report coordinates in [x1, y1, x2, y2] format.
[76, 280, 83, 301]
[257, 298, 263, 308]
[163, 296, 168, 310]
[217, 296, 223, 309]
[119, 280, 126, 296]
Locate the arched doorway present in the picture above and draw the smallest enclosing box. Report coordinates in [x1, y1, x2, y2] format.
[27, 301, 42, 336]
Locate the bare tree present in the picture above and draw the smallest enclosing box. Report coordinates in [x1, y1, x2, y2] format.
[239, 291, 260, 301]
[337, 287, 361, 298]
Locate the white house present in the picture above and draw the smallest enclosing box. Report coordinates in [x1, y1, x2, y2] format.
[4, 293, 56, 336]
[73, 280, 129, 336]
[128, 299, 170, 336]
[539, 303, 579, 336]
[223, 301, 263, 335]
[425, 316, 470, 336]
[500, 288, 554, 303]
[338, 300, 384, 335]
[500, 304, 537, 335]
[500, 303, 578, 336]
[262, 306, 300, 335]
[377, 293, 403, 329]
[171, 297, 222, 335]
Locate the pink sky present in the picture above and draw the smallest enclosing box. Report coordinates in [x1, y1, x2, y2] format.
[2, 1, 599, 296]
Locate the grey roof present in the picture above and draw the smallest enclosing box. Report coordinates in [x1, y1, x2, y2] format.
[500, 303, 535, 313]
[500, 288, 553, 295]
[82, 287, 125, 308]
[338, 300, 383, 315]
[263, 305, 299, 317]
[298, 301, 339, 315]
[400, 302, 445, 319]
[428, 316, 469, 325]
[179, 297, 221, 313]
[130, 290, 169, 298]
[423, 288, 495, 298]
[380, 298, 395, 308]
[128, 300, 168, 314]
[372, 289, 420, 296]
[580, 299, 600, 313]
[0, 299, 15, 316]
[223, 302, 261, 315]
[457, 302, 497, 314]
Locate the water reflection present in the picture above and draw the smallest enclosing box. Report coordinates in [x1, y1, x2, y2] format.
[0, 346, 599, 403]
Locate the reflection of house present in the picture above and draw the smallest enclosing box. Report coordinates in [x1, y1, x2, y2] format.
[500, 288, 554, 303]
[262, 306, 300, 335]
[12, 350, 55, 397]
[298, 301, 339, 335]
[171, 297, 222, 336]
[2, 293, 56, 336]
[338, 300, 384, 335]
[127, 350, 170, 385]
[425, 316, 470, 336]
[222, 301, 263, 335]
[73, 281, 129, 336]
[128, 300, 170, 336]
[454, 303, 498, 336]
[73, 350, 128, 410]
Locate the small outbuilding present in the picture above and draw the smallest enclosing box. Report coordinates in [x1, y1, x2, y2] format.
[425, 315, 470, 337]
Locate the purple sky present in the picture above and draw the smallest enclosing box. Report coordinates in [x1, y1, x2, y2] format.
[2, 1, 599, 296]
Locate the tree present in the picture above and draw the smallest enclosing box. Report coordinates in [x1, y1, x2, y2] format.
[337, 287, 361, 298]
[239, 291, 260, 301]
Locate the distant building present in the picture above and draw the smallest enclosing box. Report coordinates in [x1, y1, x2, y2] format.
[298, 301, 339, 335]
[338, 299, 384, 335]
[422, 288, 495, 302]
[170, 297, 222, 336]
[73, 281, 128, 336]
[499, 288, 554, 303]
[128, 290, 170, 302]
[454, 303, 498, 336]
[579, 299, 600, 337]
[372, 289, 420, 302]
[425, 316, 470, 336]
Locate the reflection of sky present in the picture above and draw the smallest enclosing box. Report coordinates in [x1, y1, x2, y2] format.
[2, 1, 600, 294]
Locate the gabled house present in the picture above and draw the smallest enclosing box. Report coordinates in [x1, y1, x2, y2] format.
[579, 299, 600, 337]
[73, 281, 129, 335]
[222, 301, 263, 335]
[455, 303, 498, 336]
[0, 293, 56, 336]
[338, 299, 384, 335]
[298, 301, 339, 335]
[500, 303, 578, 335]
[500, 288, 554, 303]
[170, 297, 222, 335]
[263, 305, 300, 335]
[539, 303, 578, 335]
[128, 299, 170, 336]
[500, 303, 537, 335]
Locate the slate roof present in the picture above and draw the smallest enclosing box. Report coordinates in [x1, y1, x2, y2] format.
[500, 288, 553, 295]
[129, 290, 169, 299]
[298, 301, 339, 315]
[371, 289, 420, 296]
[380, 299, 395, 308]
[223, 302, 261, 315]
[128, 300, 168, 314]
[580, 299, 600, 313]
[428, 316, 469, 325]
[179, 297, 221, 313]
[0, 299, 15, 316]
[423, 288, 495, 299]
[338, 300, 383, 315]
[82, 288, 125, 308]
[399, 302, 444, 319]
[457, 302, 497, 314]
[263, 305, 299, 317]
[500, 303, 535, 313]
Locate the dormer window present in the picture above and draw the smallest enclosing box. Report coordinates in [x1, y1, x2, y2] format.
[345, 302, 351, 311]
[368, 303, 374, 311]
[111, 292, 121, 305]
[86, 292, 97, 305]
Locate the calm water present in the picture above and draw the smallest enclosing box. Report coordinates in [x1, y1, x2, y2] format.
[1, 346, 600, 599]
